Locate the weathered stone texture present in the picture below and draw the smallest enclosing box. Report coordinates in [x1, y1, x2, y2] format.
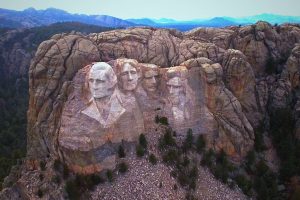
[25, 23, 300, 173]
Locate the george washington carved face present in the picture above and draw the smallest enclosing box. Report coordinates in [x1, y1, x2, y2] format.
[88, 62, 117, 99]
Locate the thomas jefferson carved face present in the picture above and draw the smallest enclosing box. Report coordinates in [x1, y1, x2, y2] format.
[167, 77, 184, 105]
[88, 62, 117, 99]
[120, 63, 138, 91]
[142, 68, 159, 92]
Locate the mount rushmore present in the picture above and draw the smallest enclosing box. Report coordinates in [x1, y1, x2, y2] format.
[1, 21, 300, 199]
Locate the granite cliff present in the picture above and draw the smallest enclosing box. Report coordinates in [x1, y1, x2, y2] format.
[1, 21, 300, 199]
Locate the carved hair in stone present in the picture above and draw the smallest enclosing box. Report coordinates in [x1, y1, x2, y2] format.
[85, 62, 118, 100]
[114, 58, 141, 91]
[81, 62, 125, 128]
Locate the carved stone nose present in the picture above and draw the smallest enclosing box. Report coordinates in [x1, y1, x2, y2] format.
[169, 86, 174, 94]
[128, 73, 133, 80]
[150, 77, 156, 83]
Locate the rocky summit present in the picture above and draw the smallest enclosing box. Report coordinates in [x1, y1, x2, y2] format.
[1, 21, 300, 199]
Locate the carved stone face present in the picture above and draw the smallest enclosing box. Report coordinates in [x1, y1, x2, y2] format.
[120, 63, 138, 91]
[142, 69, 159, 92]
[167, 77, 184, 105]
[89, 63, 116, 99]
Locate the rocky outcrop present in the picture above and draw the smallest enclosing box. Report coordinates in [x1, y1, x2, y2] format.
[270, 76, 292, 109]
[27, 34, 101, 160]
[222, 49, 261, 127]
[184, 27, 236, 50]
[184, 22, 300, 76]
[3, 22, 300, 199]
[199, 63, 254, 159]
[234, 22, 280, 75]
[58, 57, 254, 173]
[26, 24, 300, 167]
[90, 27, 225, 66]
[285, 44, 300, 89]
[0, 29, 34, 78]
[27, 27, 227, 161]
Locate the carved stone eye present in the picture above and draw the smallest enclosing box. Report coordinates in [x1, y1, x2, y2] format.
[121, 71, 129, 76]
[130, 70, 137, 74]
[95, 79, 105, 83]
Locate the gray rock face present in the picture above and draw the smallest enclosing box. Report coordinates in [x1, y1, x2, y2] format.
[184, 27, 237, 50]
[90, 28, 225, 66]
[26, 24, 300, 167]
[199, 63, 254, 159]
[58, 57, 254, 173]
[0, 29, 34, 78]
[222, 49, 262, 127]
[27, 28, 227, 163]
[185, 22, 300, 76]
[286, 44, 300, 89]
[27, 34, 101, 160]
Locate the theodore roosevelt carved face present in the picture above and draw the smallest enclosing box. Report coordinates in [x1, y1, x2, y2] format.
[142, 65, 159, 93]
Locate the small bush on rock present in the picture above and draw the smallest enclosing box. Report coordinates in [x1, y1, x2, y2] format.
[65, 179, 81, 200]
[40, 161, 46, 171]
[196, 135, 206, 153]
[149, 154, 157, 165]
[183, 129, 194, 151]
[118, 145, 126, 158]
[136, 145, 145, 157]
[235, 174, 253, 196]
[106, 170, 113, 182]
[118, 162, 128, 173]
[139, 134, 148, 149]
[37, 188, 43, 198]
[53, 159, 61, 171]
[63, 164, 69, 179]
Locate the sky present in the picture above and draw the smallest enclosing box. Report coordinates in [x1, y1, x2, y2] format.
[0, 0, 299, 20]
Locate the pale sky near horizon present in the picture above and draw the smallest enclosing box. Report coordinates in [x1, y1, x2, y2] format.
[0, 0, 299, 20]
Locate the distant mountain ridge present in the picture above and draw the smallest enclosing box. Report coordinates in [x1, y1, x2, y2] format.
[0, 7, 135, 28]
[0, 7, 300, 31]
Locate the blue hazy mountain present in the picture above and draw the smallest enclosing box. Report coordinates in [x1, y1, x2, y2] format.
[126, 18, 157, 26]
[223, 13, 300, 25]
[148, 17, 239, 31]
[151, 18, 179, 24]
[0, 7, 299, 31]
[0, 7, 135, 28]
